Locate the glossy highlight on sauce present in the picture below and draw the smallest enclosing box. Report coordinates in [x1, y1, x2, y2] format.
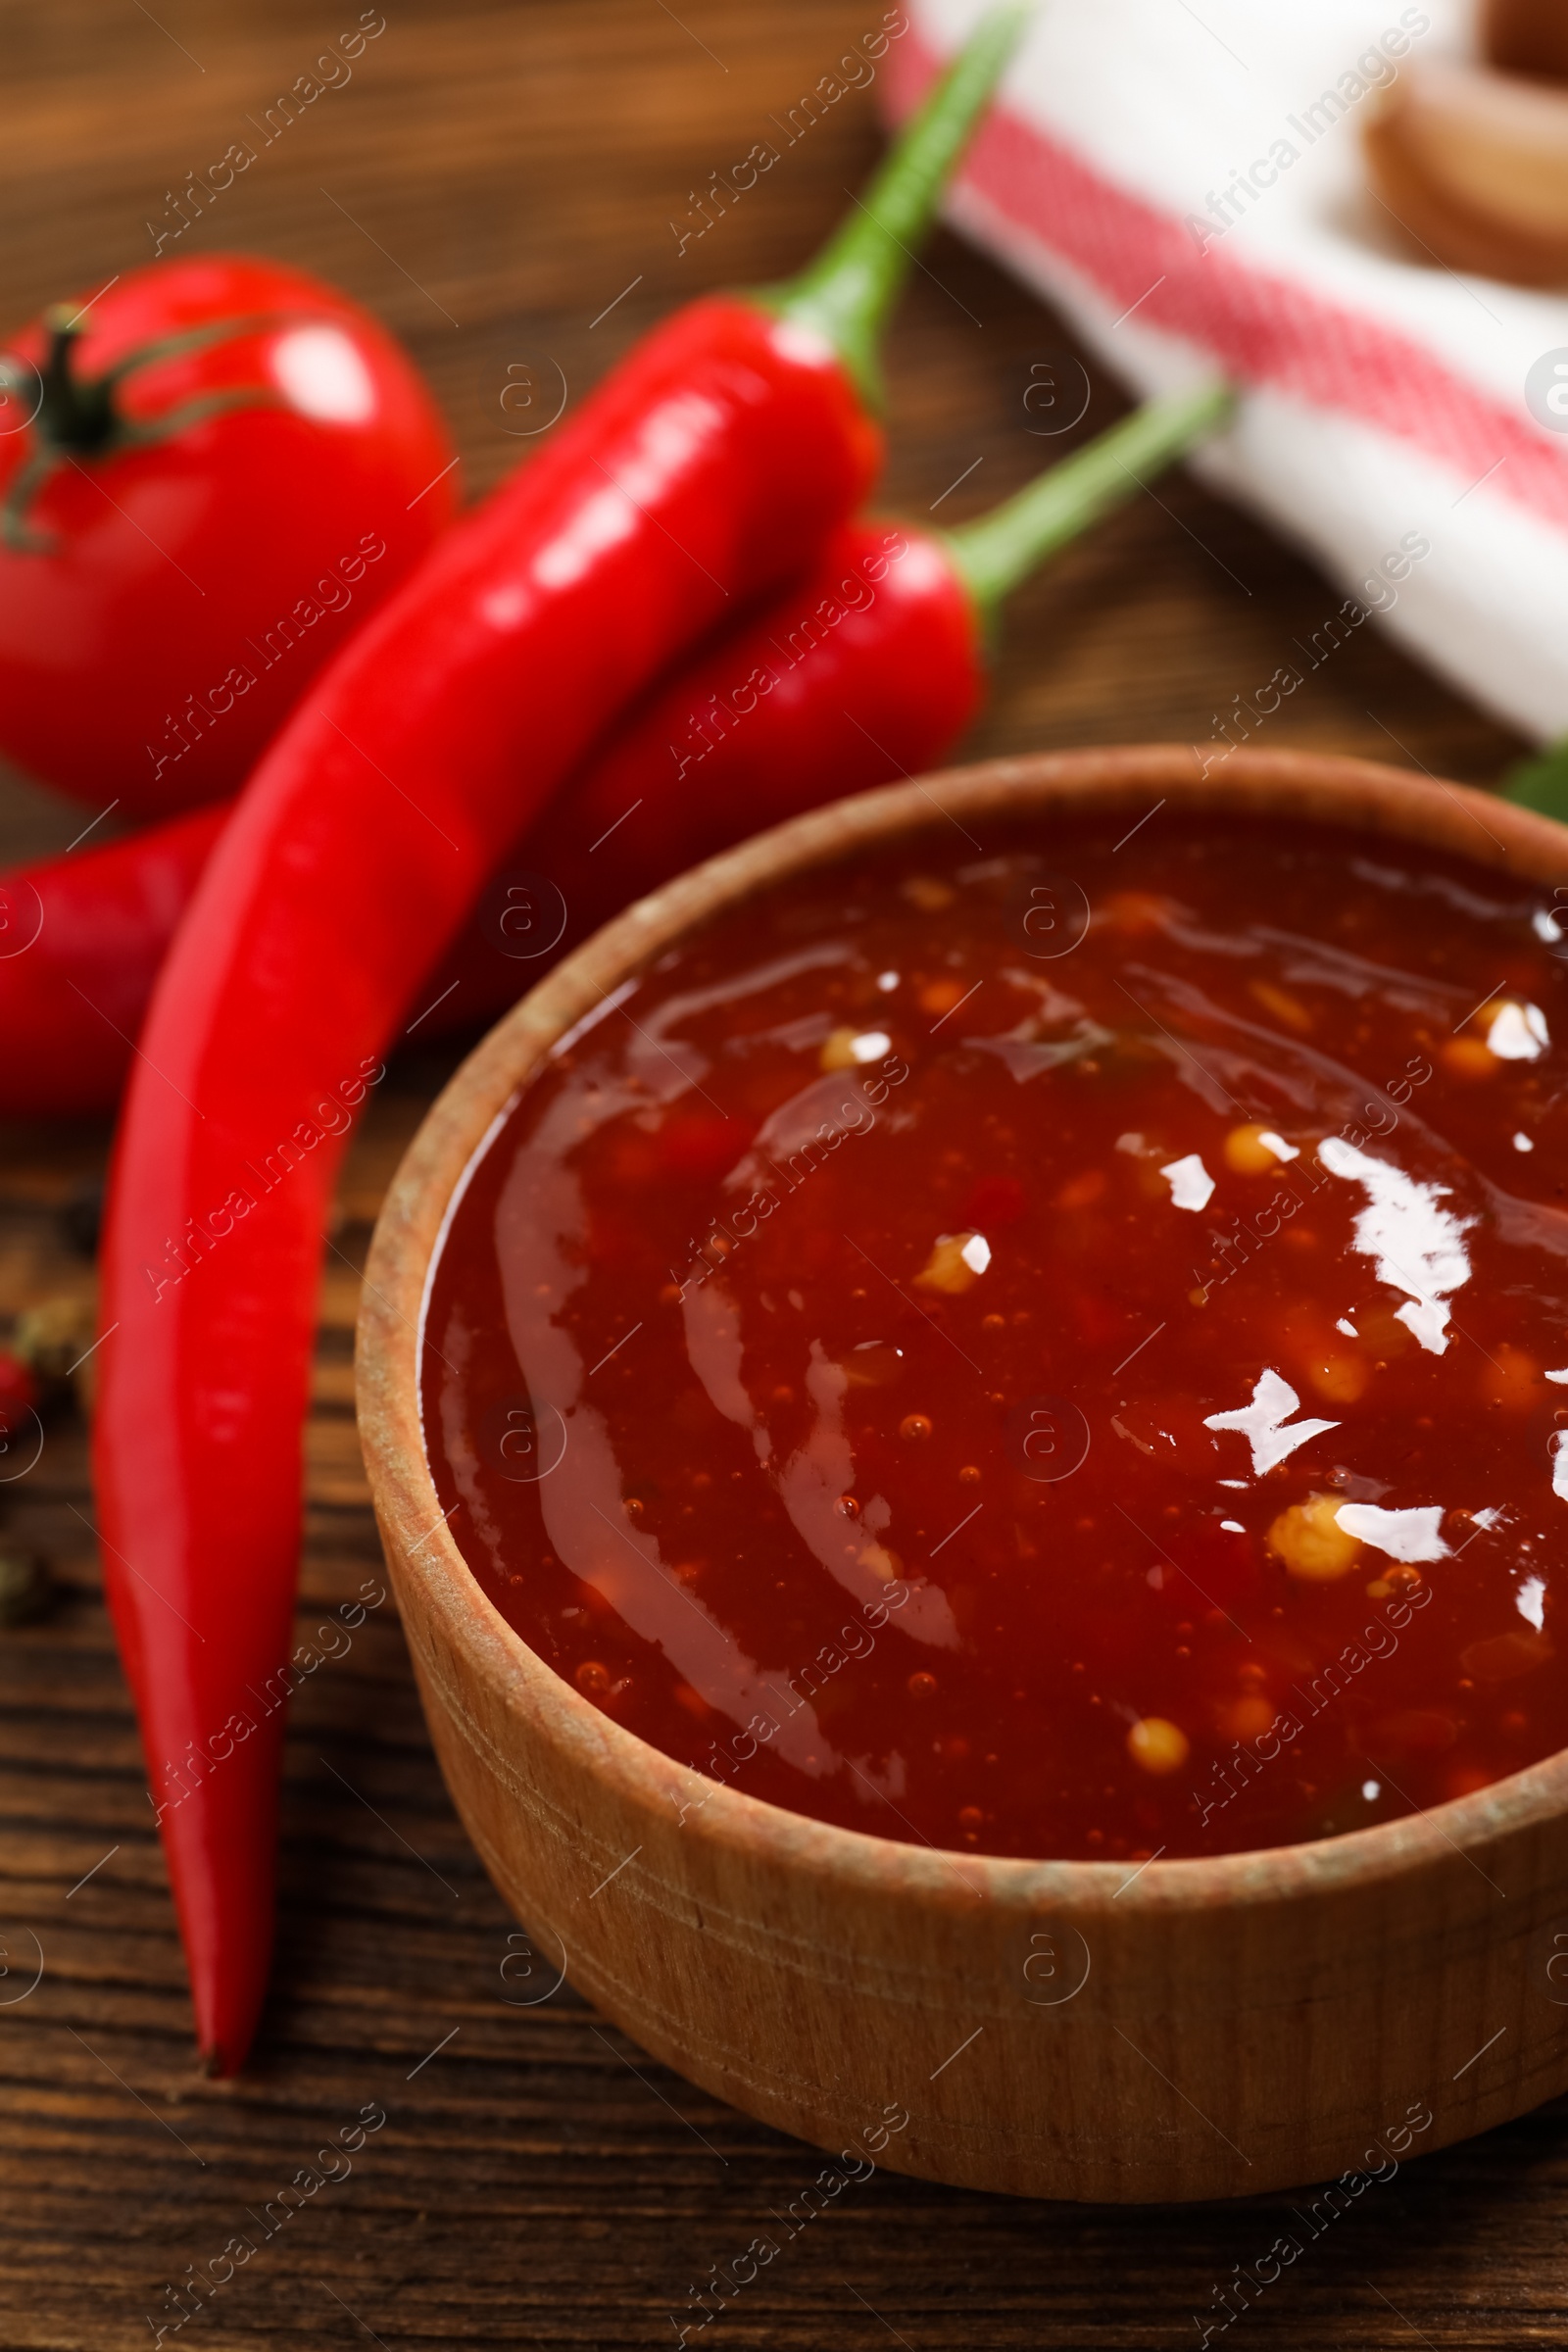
[421, 810, 1568, 1862]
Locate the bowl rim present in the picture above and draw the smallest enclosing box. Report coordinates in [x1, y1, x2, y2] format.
[358, 740, 1568, 1919]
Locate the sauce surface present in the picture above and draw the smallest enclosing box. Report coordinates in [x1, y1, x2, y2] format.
[421, 810, 1568, 1862]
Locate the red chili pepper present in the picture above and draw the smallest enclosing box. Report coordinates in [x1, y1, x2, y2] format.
[0, 385, 1229, 1115]
[91, 10, 1027, 2078]
[0, 1348, 39, 1425]
[0, 803, 226, 1115]
[444, 380, 1236, 1004]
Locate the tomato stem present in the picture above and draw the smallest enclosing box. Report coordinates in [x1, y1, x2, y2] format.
[0, 306, 300, 552]
[759, 4, 1031, 409]
[91, 310, 305, 392]
[942, 379, 1237, 622]
[37, 312, 117, 452]
[0, 454, 54, 553]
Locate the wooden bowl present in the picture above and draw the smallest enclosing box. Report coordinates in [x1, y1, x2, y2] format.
[358, 744, 1568, 2204]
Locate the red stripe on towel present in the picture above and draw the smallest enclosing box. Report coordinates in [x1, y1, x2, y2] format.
[889, 28, 1568, 532]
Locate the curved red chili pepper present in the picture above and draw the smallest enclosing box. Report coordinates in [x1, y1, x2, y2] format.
[0, 385, 1230, 1116]
[91, 12, 1028, 2078]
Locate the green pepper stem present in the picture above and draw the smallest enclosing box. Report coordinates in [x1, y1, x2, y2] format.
[1500, 738, 1568, 819]
[943, 378, 1237, 621]
[761, 4, 1031, 407]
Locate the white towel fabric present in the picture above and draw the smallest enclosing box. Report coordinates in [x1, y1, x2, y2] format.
[886, 0, 1568, 742]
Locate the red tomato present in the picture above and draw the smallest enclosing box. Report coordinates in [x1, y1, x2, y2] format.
[0, 254, 457, 818]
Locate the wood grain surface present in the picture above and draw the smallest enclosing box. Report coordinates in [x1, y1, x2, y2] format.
[0, 3, 1552, 2345]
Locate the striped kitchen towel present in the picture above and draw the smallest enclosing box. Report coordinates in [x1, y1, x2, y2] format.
[888, 0, 1568, 740]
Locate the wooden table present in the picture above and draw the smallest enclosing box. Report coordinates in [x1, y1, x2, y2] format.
[0, 4, 1552, 2345]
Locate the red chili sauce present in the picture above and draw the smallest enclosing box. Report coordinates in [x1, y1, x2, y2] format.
[421, 809, 1568, 1862]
